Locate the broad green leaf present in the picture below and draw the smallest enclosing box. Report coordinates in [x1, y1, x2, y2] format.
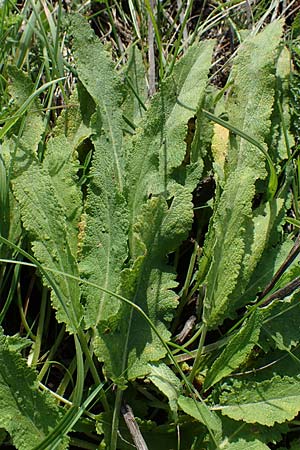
[161, 41, 215, 182]
[228, 197, 286, 310]
[222, 439, 270, 450]
[202, 21, 284, 329]
[226, 20, 283, 177]
[237, 238, 295, 305]
[7, 66, 44, 154]
[148, 363, 182, 419]
[79, 125, 128, 327]
[69, 15, 129, 328]
[0, 328, 66, 450]
[219, 375, 300, 426]
[0, 66, 43, 255]
[260, 292, 300, 351]
[13, 162, 82, 333]
[8, 68, 82, 334]
[43, 135, 82, 256]
[126, 40, 214, 233]
[204, 310, 262, 390]
[69, 14, 125, 192]
[178, 395, 221, 433]
[94, 188, 193, 380]
[268, 46, 294, 162]
[203, 168, 255, 327]
[220, 416, 288, 448]
[53, 83, 95, 147]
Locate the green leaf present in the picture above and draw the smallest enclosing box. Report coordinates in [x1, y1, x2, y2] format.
[122, 45, 147, 128]
[0, 328, 66, 450]
[53, 83, 95, 147]
[202, 168, 255, 328]
[7, 66, 44, 154]
[202, 21, 284, 329]
[178, 395, 221, 433]
[268, 46, 294, 162]
[43, 135, 82, 256]
[126, 40, 214, 233]
[69, 15, 129, 328]
[148, 363, 182, 419]
[69, 14, 125, 192]
[260, 292, 300, 351]
[204, 310, 262, 390]
[79, 126, 128, 327]
[226, 20, 283, 178]
[13, 162, 82, 333]
[219, 375, 300, 426]
[238, 238, 295, 305]
[9, 70, 82, 334]
[220, 415, 288, 448]
[222, 439, 270, 450]
[94, 188, 193, 380]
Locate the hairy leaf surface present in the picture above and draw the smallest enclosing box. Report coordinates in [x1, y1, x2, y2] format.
[202, 21, 283, 329]
[70, 16, 129, 327]
[148, 363, 182, 419]
[204, 310, 262, 390]
[69, 15, 125, 191]
[13, 162, 82, 333]
[222, 439, 270, 450]
[9, 69, 82, 333]
[178, 395, 221, 432]
[219, 375, 300, 425]
[126, 41, 214, 235]
[94, 188, 193, 380]
[0, 328, 66, 450]
[43, 135, 82, 256]
[122, 45, 147, 129]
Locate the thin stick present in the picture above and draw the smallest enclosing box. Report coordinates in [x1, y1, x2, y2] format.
[121, 403, 149, 450]
[260, 276, 300, 307]
[258, 234, 300, 300]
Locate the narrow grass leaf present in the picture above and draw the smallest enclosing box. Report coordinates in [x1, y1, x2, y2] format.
[32, 383, 104, 450]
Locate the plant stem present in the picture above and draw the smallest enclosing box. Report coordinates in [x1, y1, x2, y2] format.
[188, 323, 207, 382]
